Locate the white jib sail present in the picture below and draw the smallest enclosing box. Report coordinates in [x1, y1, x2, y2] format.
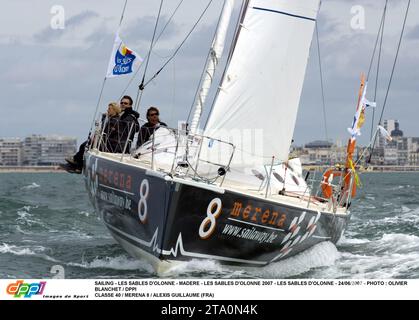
[204, 0, 320, 169]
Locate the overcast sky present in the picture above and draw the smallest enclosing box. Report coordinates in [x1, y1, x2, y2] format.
[0, 0, 418, 146]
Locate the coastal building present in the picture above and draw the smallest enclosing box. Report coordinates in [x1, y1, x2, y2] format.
[39, 136, 77, 165]
[0, 135, 77, 166]
[298, 140, 350, 166]
[295, 120, 419, 169]
[0, 138, 23, 166]
[384, 146, 398, 165]
[23, 135, 42, 166]
[23, 135, 77, 165]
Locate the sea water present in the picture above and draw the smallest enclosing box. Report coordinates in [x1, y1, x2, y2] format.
[0, 172, 418, 279]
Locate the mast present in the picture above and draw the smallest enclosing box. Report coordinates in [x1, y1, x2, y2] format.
[189, 0, 235, 134]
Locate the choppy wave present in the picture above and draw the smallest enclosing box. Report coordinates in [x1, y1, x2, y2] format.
[21, 182, 41, 190]
[163, 259, 227, 278]
[67, 255, 154, 272]
[0, 243, 59, 262]
[162, 242, 341, 279]
[258, 242, 340, 278]
[331, 233, 419, 278]
[1, 172, 419, 278]
[16, 206, 46, 228]
[78, 211, 92, 217]
[339, 236, 371, 245]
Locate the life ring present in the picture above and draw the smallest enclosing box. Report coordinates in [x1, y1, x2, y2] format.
[321, 168, 356, 199]
[321, 168, 342, 199]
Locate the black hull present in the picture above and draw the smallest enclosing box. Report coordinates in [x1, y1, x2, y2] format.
[84, 152, 350, 272]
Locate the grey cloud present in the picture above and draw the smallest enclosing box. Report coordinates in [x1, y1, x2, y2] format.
[317, 12, 339, 35]
[1, 0, 419, 147]
[0, 18, 218, 144]
[122, 15, 178, 44]
[408, 25, 419, 39]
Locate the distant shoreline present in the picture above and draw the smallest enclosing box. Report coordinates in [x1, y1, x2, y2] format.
[0, 166, 66, 173]
[1, 165, 419, 174]
[303, 165, 419, 173]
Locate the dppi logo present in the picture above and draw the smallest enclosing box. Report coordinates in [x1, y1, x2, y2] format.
[6, 280, 46, 298]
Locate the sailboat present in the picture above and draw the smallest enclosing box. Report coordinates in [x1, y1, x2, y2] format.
[83, 0, 359, 274]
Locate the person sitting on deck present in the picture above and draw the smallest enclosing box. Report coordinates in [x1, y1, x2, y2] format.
[65, 96, 130, 173]
[99, 102, 122, 153]
[136, 106, 167, 147]
[118, 95, 140, 153]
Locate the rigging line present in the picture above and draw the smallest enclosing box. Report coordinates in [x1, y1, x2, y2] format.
[140, 0, 215, 91]
[368, 0, 411, 163]
[119, 0, 185, 99]
[378, 0, 410, 125]
[89, 1, 129, 135]
[119, 0, 129, 27]
[370, 1, 387, 140]
[89, 78, 107, 137]
[315, 22, 329, 142]
[169, 58, 177, 124]
[120, 0, 164, 157]
[136, 0, 164, 97]
[366, 0, 388, 81]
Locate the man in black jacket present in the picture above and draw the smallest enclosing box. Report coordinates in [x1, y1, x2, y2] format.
[137, 106, 167, 147]
[119, 95, 140, 153]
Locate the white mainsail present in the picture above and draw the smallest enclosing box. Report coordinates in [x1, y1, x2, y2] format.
[204, 0, 320, 169]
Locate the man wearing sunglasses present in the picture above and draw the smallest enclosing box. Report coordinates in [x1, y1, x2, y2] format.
[119, 95, 140, 153]
[137, 106, 167, 147]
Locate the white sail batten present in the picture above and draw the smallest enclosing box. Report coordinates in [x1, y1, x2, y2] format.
[204, 0, 320, 168]
[190, 0, 235, 134]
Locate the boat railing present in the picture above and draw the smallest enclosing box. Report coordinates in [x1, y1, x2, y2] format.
[308, 166, 355, 213]
[89, 114, 353, 212]
[90, 115, 236, 185]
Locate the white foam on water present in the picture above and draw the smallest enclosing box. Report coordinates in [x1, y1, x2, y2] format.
[371, 209, 419, 226]
[159, 242, 342, 278]
[401, 206, 411, 213]
[68, 255, 154, 272]
[162, 259, 227, 277]
[333, 233, 419, 278]
[21, 239, 37, 243]
[15, 225, 32, 235]
[358, 204, 376, 210]
[390, 185, 405, 191]
[78, 211, 92, 217]
[374, 233, 419, 252]
[0, 243, 59, 262]
[49, 230, 94, 240]
[21, 183, 40, 190]
[338, 235, 371, 245]
[16, 206, 46, 227]
[253, 242, 341, 278]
